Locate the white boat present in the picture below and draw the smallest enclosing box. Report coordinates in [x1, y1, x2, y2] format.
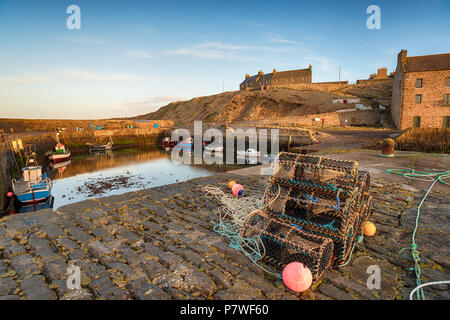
[204, 144, 224, 153]
[263, 154, 277, 164]
[46, 133, 71, 163]
[87, 136, 113, 151]
[236, 148, 260, 158]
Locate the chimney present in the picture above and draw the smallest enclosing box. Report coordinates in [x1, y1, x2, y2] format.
[245, 74, 250, 79]
[397, 50, 407, 71]
[273, 68, 277, 74]
[258, 70, 264, 76]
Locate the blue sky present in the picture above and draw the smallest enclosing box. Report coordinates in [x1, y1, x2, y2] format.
[0, 0, 449, 119]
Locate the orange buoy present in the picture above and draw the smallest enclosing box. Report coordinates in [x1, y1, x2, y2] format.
[362, 222, 376, 236]
[228, 180, 237, 189]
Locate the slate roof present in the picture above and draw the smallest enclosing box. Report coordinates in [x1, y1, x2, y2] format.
[405, 53, 450, 72]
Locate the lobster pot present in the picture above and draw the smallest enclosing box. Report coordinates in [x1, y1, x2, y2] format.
[293, 154, 359, 193]
[263, 183, 291, 214]
[272, 152, 300, 180]
[276, 186, 361, 266]
[355, 171, 371, 211]
[359, 196, 373, 224]
[241, 210, 334, 284]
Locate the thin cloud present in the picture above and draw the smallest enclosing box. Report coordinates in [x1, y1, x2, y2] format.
[125, 96, 186, 107]
[165, 41, 291, 61]
[124, 50, 153, 59]
[0, 75, 51, 85]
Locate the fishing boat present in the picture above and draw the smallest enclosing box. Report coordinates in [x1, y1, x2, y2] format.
[12, 151, 52, 204]
[16, 196, 54, 214]
[236, 148, 260, 158]
[203, 144, 224, 153]
[87, 136, 113, 152]
[46, 134, 71, 163]
[177, 137, 194, 150]
[162, 137, 177, 147]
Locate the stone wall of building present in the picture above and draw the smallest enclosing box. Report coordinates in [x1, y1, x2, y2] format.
[272, 81, 349, 93]
[356, 78, 393, 85]
[234, 109, 380, 127]
[398, 69, 450, 129]
[391, 54, 404, 129]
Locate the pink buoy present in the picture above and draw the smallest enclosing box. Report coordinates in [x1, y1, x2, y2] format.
[231, 184, 244, 196]
[6, 192, 13, 198]
[282, 262, 313, 292]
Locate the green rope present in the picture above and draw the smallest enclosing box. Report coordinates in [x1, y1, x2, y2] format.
[213, 222, 282, 279]
[387, 168, 450, 300]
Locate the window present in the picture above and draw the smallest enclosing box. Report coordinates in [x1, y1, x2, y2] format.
[444, 116, 450, 128]
[447, 77, 450, 86]
[413, 116, 421, 128]
[416, 78, 423, 88]
[415, 94, 422, 104]
[444, 94, 450, 106]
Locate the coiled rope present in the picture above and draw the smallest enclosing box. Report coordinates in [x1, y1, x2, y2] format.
[203, 184, 282, 278]
[387, 168, 450, 300]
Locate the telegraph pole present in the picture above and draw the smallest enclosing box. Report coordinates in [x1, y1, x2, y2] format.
[339, 66, 341, 82]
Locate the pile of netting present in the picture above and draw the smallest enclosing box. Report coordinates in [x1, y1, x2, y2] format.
[203, 152, 373, 286]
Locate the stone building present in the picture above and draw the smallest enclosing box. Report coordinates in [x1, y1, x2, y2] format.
[239, 66, 312, 91]
[391, 50, 450, 129]
[369, 67, 394, 80]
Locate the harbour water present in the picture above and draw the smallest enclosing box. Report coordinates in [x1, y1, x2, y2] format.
[10, 146, 256, 213]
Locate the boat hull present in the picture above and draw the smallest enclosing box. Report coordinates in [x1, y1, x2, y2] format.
[177, 143, 193, 150]
[48, 152, 71, 163]
[16, 189, 52, 204]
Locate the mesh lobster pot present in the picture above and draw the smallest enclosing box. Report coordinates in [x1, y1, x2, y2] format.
[355, 171, 371, 212]
[359, 195, 373, 223]
[293, 153, 359, 193]
[272, 152, 300, 180]
[276, 186, 361, 266]
[263, 183, 291, 214]
[241, 210, 334, 284]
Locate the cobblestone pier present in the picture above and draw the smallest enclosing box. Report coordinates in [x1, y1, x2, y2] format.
[0, 173, 448, 300]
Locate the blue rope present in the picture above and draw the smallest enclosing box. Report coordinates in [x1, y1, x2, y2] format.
[213, 222, 282, 279]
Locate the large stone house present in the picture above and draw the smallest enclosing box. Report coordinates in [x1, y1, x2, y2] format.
[240, 66, 312, 91]
[391, 50, 450, 129]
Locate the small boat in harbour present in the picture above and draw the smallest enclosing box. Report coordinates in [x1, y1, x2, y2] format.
[204, 144, 224, 153]
[87, 136, 113, 152]
[177, 137, 194, 150]
[46, 134, 71, 163]
[12, 151, 52, 204]
[162, 137, 177, 147]
[236, 148, 260, 158]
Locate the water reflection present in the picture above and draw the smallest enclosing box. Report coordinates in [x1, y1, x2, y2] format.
[9, 146, 264, 213]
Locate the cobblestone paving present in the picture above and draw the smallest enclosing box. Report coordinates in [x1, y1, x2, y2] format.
[0, 173, 448, 300]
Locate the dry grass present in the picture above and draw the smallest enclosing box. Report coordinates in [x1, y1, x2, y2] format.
[395, 128, 450, 154]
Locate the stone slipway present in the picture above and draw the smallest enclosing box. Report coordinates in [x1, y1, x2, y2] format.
[0, 171, 449, 300]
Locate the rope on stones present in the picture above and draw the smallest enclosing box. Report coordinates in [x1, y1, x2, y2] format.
[203, 184, 283, 278]
[387, 168, 450, 300]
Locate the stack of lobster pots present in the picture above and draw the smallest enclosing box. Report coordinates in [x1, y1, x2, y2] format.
[241, 152, 373, 285]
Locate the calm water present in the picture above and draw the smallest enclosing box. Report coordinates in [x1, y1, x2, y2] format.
[12, 147, 253, 213]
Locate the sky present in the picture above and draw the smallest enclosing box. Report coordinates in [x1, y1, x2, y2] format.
[0, 0, 449, 119]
